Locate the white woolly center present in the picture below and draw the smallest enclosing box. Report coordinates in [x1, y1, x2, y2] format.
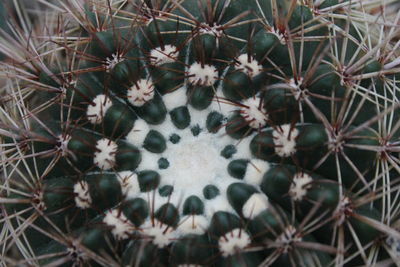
[272, 124, 299, 157]
[244, 159, 270, 185]
[240, 97, 268, 128]
[235, 54, 263, 78]
[142, 219, 176, 248]
[242, 193, 269, 219]
[86, 94, 112, 124]
[177, 215, 209, 235]
[127, 79, 155, 107]
[150, 45, 178, 66]
[94, 138, 118, 170]
[289, 173, 313, 201]
[218, 228, 251, 257]
[73, 181, 92, 209]
[159, 131, 229, 198]
[117, 171, 140, 197]
[103, 209, 134, 240]
[187, 63, 217, 86]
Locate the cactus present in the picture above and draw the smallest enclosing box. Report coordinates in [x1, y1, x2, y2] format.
[1, 0, 400, 266]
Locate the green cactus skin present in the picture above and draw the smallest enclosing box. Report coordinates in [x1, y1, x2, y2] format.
[1, 0, 400, 266]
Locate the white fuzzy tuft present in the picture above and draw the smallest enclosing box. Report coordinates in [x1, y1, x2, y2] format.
[244, 159, 270, 185]
[86, 94, 112, 124]
[73, 181, 92, 209]
[218, 228, 251, 257]
[126, 119, 150, 147]
[103, 209, 134, 240]
[127, 79, 155, 107]
[163, 87, 187, 111]
[141, 219, 177, 248]
[105, 53, 124, 72]
[242, 193, 269, 219]
[235, 54, 263, 78]
[187, 63, 217, 86]
[289, 173, 313, 201]
[57, 134, 71, 156]
[205, 195, 235, 218]
[177, 215, 209, 235]
[240, 97, 268, 129]
[272, 124, 299, 157]
[117, 171, 140, 196]
[288, 77, 305, 101]
[94, 138, 118, 170]
[276, 225, 301, 253]
[198, 23, 223, 38]
[150, 45, 178, 66]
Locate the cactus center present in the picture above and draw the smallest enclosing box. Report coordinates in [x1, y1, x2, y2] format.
[160, 131, 229, 196]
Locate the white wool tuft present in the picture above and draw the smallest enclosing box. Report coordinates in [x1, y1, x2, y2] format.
[288, 77, 305, 101]
[94, 138, 118, 170]
[218, 228, 251, 257]
[105, 53, 124, 72]
[127, 79, 155, 107]
[235, 54, 263, 78]
[103, 209, 134, 240]
[240, 97, 268, 129]
[117, 171, 140, 196]
[276, 225, 301, 253]
[126, 119, 150, 147]
[198, 23, 223, 38]
[273, 124, 299, 157]
[163, 87, 187, 111]
[289, 173, 313, 201]
[177, 215, 209, 235]
[242, 193, 269, 219]
[141, 219, 177, 248]
[86, 94, 112, 124]
[187, 63, 217, 86]
[57, 134, 71, 156]
[244, 159, 270, 185]
[73, 181, 92, 209]
[150, 45, 179, 66]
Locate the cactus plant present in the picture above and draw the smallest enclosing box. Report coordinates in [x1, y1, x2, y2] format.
[1, 0, 400, 266]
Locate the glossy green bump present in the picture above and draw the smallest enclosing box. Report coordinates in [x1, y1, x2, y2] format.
[155, 203, 180, 227]
[159, 185, 174, 197]
[206, 111, 224, 133]
[188, 85, 214, 110]
[227, 159, 249, 179]
[138, 170, 160, 192]
[86, 174, 122, 210]
[183, 195, 204, 215]
[203, 185, 220, 200]
[170, 106, 191, 129]
[143, 130, 167, 153]
[226, 112, 251, 139]
[227, 183, 259, 215]
[121, 198, 149, 226]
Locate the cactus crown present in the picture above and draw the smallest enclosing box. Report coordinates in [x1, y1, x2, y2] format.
[1, 0, 400, 266]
